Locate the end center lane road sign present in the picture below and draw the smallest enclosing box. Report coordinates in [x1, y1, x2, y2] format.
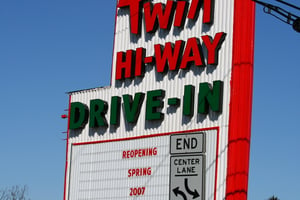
[170, 155, 205, 200]
[170, 132, 206, 200]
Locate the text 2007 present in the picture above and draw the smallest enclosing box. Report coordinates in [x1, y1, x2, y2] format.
[129, 187, 145, 196]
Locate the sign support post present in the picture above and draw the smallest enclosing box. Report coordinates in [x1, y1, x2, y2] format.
[226, 0, 255, 199]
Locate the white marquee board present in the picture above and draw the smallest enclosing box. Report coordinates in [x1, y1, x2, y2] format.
[68, 129, 218, 200]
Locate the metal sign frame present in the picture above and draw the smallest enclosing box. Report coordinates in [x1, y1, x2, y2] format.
[63, 0, 255, 199]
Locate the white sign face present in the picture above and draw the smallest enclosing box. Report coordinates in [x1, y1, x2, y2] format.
[170, 133, 205, 154]
[68, 129, 218, 200]
[69, 136, 170, 199]
[170, 132, 206, 200]
[170, 155, 205, 200]
[65, 0, 255, 199]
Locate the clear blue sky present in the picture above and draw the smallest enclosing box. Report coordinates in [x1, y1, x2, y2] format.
[0, 1, 299, 200]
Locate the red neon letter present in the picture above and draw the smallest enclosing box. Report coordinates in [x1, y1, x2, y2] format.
[135, 47, 145, 77]
[144, 1, 176, 33]
[188, 0, 214, 24]
[202, 32, 226, 65]
[154, 40, 185, 73]
[174, 1, 189, 27]
[116, 50, 135, 80]
[118, 0, 143, 35]
[180, 37, 205, 69]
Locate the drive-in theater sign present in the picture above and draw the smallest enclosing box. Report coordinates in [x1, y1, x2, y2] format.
[63, 0, 255, 200]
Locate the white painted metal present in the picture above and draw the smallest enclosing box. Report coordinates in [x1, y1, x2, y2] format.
[65, 0, 236, 199]
[68, 130, 217, 200]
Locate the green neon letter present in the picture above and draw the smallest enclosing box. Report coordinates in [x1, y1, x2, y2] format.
[69, 102, 89, 129]
[183, 85, 195, 117]
[198, 81, 223, 114]
[110, 96, 121, 126]
[146, 89, 165, 120]
[123, 92, 145, 123]
[89, 99, 108, 128]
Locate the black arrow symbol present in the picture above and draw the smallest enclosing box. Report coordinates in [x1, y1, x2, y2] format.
[184, 178, 200, 199]
[173, 187, 187, 200]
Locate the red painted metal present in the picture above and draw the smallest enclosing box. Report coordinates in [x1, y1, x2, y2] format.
[61, 114, 68, 119]
[225, 0, 255, 199]
[63, 95, 72, 200]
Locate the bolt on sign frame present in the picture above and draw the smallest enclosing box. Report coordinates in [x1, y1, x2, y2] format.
[63, 0, 255, 200]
